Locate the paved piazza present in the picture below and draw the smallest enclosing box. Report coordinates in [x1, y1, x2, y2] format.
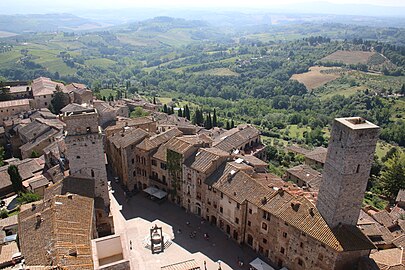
[110, 182, 258, 270]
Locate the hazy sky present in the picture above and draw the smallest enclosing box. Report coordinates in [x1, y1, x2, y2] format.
[3, 0, 405, 11]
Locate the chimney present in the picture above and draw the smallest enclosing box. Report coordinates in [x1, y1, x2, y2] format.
[35, 213, 42, 228]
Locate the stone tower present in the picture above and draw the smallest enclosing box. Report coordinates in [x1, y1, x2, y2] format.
[61, 107, 110, 207]
[317, 117, 380, 228]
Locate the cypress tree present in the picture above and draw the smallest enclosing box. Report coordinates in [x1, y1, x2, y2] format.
[178, 108, 183, 117]
[8, 165, 23, 193]
[205, 113, 213, 129]
[213, 108, 217, 127]
[163, 104, 168, 113]
[198, 109, 204, 126]
[195, 108, 201, 126]
[226, 120, 230, 130]
[184, 105, 190, 120]
[192, 108, 199, 124]
[231, 119, 235, 128]
[153, 97, 156, 104]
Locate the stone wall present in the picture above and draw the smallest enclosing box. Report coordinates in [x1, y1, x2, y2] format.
[62, 110, 99, 135]
[245, 203, 339, 270]
[65, 133, 109, 206]
[317, 118, 380, 227]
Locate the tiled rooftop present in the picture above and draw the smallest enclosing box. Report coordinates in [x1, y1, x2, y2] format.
[18, 194, 94, 269]
[0, 99, 30, 109]
[31, 77, 66, 96]
[137, 128, 183, 152]
[109, 128, 150, 149]
[206, 164, 375, 252]
[213, 124, 260, 152]
[286, 164, 323, 189]
[185, 148, 230, 173]
[305, 147, 328, 164]
[105, 117, 155, 132]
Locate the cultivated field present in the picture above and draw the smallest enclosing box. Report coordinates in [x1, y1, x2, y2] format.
[195, 68, 239, 76]
[321, 50, 377, 65]
[290, 66, 342, 90]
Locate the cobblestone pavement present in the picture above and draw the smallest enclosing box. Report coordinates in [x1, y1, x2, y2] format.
[109, 180, 258, 270]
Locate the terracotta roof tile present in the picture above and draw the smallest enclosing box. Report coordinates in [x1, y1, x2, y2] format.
[185, 148, 230, 173]
[105, 117, 155, 132]
[137, 128, 183, 151]
[286, 145, 311, 155]
[207, 164, 375, 252]
[153, 144, 168, 162]
[0, 99, 30, 109]
[0, 241, 19, 265]
[370, 248, 404, 269]
[372, 210, 396, 228]
[165, 136, 203, 155]
[108, 128, 150, 149]
[392, 234, 405, 248]
[286, 164, 323, 189]
[305, 147, 327, 164]
[213, 124, 260, 152]
[18, 194, 94, 269]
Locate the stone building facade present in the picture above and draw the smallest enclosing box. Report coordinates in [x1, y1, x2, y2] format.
[61, 107, 110, 207]
[0, 99, 31, 125]
[317, 117, 380, 227]
[106, 128, 150, 189]
[61, 107, 113, 236]
[105, 116, 378, 269]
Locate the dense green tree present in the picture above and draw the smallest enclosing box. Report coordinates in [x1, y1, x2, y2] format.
[379, 152, 405, 199]
[184, 105, 191, 120]
[130, 107, 149, 118]
[231, 119, 235, 129]
[177, 108, 183, 117]
[7, 165, 23, 193]
[205, 113, 212, 129]
[17, 192, 40, 204]
[50, 91, 70, 114]
[30, 150, 40, 158]
[265, 145, 278, 161]
[213, 109, 217, 127]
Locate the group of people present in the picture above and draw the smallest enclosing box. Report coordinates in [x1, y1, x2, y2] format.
[178, 220, 210, 240]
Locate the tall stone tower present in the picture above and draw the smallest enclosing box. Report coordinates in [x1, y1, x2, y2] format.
[317, 117, 380, 228]
[61, 107, 110, 207]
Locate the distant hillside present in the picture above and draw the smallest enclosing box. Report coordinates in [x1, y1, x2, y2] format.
[320, 50, 394, 71]
[0, 13, 107, 34]
[116, 17, 226, 47]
